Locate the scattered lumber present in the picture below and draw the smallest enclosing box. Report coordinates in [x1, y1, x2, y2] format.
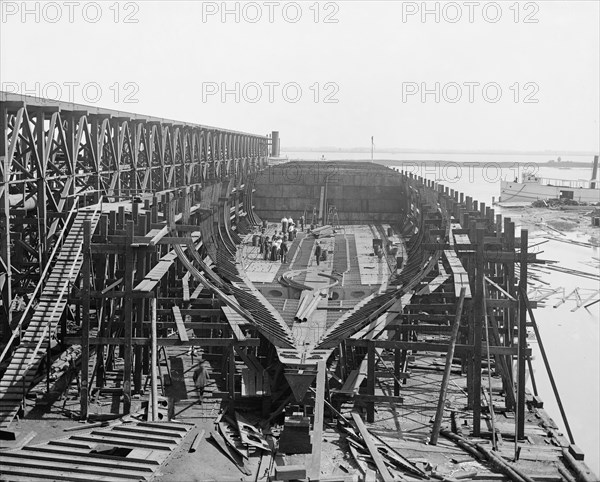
[63, 421, 108, 432]
[209, 430, 252, 475]
[218, 421, 248, 460]
[440, 429, 534, 482]
[351, 413, 393, 482]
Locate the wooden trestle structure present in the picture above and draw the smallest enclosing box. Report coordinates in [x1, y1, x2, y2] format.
[0, 93, 271, 427]
[1, 94, 592, 481]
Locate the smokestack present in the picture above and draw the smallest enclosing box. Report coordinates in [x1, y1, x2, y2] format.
[271, 131, 280, 157]
[591, 155, 599, 189]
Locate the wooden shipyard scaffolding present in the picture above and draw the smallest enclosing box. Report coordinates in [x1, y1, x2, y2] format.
[0, 93, 272, 429]
[0, 94, 595, 481]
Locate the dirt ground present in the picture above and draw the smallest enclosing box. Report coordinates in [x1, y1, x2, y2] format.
[498, 205, 600, 243]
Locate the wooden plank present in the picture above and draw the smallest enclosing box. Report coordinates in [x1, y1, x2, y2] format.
[189, 429, 206, 452]
[351, 412, 393, 482]
[345, 339, 529, 356]
[222, 306, 247, 341]
[190, 284, 204, 299]
[353, 394, 404, 403]
[3, 450, 154, 473]
[171, 306, 189, 342]
[64, 337, 260, 347]
[276, 465, 307, 480]
[182, 273, 190, 302]
[209, 430, 252, 476]
[60, 434, 173, 451]
[308, 360, 326, 480]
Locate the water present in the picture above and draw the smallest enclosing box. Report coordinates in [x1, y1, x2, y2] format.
[281, 150, 594, 165]
[525, 239, 600, 477]
[282, 150, 600, 475]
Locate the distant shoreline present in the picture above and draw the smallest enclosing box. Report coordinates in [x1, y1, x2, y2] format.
[376, 159, 594, 168]
[277, 158, 595, 169]
[283, 148, 598, 156]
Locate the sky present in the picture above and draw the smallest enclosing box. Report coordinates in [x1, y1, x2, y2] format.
[1, 0, 599, 152]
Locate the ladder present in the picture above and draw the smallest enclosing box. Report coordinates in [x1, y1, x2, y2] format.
[327, 205, 340, 230]
[303, 206, 318, 226]
[144, 346, 170, 395]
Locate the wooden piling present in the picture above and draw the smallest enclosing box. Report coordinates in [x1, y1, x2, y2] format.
[80, 220, 91, 420]
[430, 287, 466, 445]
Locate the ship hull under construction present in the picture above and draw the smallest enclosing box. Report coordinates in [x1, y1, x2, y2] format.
[0, 96, 596, 481]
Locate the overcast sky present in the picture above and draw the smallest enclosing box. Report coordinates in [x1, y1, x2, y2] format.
[1, 0, 598, 151]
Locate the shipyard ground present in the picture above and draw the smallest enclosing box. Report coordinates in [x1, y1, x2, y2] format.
[497, 205, 600, 243]
[2, 341, 594, 482]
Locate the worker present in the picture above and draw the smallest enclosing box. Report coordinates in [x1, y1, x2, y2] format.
[281, 240, 288, 263]
[193, 361, 210, 404]
[271, 241, 278, 261]
[288, 223, 295, 241]
[263, 236, 270, 260]
[314, 241, 322, 266]
[300, 215, 305, 231]
[281, 216, 288, 233]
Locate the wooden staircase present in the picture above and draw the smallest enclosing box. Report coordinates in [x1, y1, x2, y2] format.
[0, 208, 101, 428]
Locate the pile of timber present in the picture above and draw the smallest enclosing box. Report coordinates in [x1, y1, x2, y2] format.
[340, 412, 429, 481]
[208, 409, 273, 477]
[48, 345, 82, 381]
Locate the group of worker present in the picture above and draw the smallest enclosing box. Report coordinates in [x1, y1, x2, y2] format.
[259, 232, 289, 262]
[281, 215, 302, 241]
[256, 215, 309, 263]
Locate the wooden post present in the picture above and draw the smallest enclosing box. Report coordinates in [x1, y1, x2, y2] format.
[465, 219, 474, 408]
[80, 220, 91, 420]
[338, 342, 347, 381]
[0, 112, 13, 338]
[309, 360, 326, 480]
[151, 297, 158, 421]
[517, 229, 528, 440]
[394, 329, 401, 396]
[504, 219, 516, 412]
[123, 221, 135, 414]
[366, 341, 376, 422]
[523, 295, 575, 444]
[430, 287, 466, 445]
[228, 344, 236, 412]
[134, 213, 146, 393]
[472, 228, 484, 436]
